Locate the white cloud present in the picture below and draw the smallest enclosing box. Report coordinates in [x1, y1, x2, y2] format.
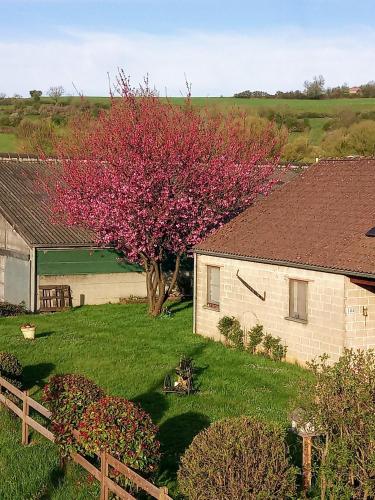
[1, 28, 374, 96]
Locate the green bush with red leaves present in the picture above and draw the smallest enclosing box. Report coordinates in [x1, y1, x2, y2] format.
[78, 396, 161, 479]
[42, 374, 104, 456]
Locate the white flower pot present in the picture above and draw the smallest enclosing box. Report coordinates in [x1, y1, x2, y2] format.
[21, 327, 36, 340]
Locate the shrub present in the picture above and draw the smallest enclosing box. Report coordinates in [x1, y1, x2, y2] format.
[178, 416, 297, 500]
[0, 352, 23, 389]
[0, 301, 27, 317]
[217, 316, 244, 349]
[247, 324, 264, 354]
[79, 396, 160, 481]
[42, 374, 104, 456]
[262, 333, 287, 361]
[302, 350, 375, 498]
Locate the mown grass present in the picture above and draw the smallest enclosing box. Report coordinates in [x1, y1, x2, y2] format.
[0, 301, 308, 498]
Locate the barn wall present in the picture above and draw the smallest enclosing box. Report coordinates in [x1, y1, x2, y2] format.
[0, 213, 31, 307]
[0, 213, 30, 254]
[39, 272, 147, 307]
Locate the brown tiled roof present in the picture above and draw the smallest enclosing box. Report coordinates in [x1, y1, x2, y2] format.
[195, 158, 375, 277]
[0, 159, 93, 247]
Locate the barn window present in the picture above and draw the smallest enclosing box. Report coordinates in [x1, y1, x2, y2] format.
[206, 266, 220, 310]
[288, 279, 308, 322]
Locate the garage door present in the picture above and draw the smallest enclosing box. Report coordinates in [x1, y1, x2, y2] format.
[4, 256, 30, 308]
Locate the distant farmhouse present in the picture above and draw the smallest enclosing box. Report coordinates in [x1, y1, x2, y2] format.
[0, 156, 146, 312]
[194, 158, 375, 363]
[349, 86, 361, 95]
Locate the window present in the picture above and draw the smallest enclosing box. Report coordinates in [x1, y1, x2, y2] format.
[288, 279, 308, 322]
[207, 266, 220, 310]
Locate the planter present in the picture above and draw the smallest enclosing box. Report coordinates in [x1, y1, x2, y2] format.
[21, 326, 36, 340]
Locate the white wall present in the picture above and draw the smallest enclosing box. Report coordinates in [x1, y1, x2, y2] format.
[39, 272, 147, 307]
[344, 278, 375, 350]
[0, 213, 31, 306]
[195, 253, 347, 364]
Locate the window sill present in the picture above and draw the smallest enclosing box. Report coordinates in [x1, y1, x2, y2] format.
[285, 316, 308, 325]
[203, 304, 220, 312]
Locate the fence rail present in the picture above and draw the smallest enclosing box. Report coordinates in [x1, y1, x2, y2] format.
[0, 376, 172, 500]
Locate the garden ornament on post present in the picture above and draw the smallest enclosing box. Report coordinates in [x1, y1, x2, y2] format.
[291, 408, 320, 491]
[163, 356, 194, 395]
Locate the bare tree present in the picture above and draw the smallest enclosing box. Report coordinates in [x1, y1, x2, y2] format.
[47, 85, 65, 103]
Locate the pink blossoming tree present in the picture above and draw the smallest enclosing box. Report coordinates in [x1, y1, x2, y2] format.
[49, 74, 283, 316]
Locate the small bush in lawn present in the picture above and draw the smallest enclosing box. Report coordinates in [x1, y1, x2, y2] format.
[262, 333, 287, 361]
[217, 316, 244, 349]
[42, 374, 104, 456]
[178, 416, 297, 500]
[79, 396, 160, 484]
[247, 324, 265, 354]
[0, 301, 27, 317]
[0, 352, 23, 389]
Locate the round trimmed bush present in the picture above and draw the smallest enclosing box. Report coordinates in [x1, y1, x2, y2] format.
[79, 396, 160, 477]
[0, 352, 23, 389]
[42, 374, 104, 456]
[178, 416, 297, 500]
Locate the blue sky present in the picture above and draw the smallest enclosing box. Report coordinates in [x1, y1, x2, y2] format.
[0, 0, 374, 96]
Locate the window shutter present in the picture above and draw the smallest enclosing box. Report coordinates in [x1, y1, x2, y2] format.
[297, 281, 307, 320]
[289, 279, 308, 321]
[207, 266, 220, 306]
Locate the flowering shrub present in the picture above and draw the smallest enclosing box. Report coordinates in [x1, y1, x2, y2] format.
[42, 374, 104, 456]
[178, 416, 297, 500]
[79, 396, 160, 480]
[0, 352, 23, 389]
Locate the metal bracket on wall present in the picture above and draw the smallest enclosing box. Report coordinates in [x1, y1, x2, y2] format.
[236, 269, 266, 301]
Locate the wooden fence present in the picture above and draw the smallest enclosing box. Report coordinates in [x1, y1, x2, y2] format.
[0, 376, 172, 500]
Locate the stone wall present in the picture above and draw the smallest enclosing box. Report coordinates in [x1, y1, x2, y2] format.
[195, 253, 347, 363]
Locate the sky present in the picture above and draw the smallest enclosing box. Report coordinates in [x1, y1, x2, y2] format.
[0, 0, 374, 97]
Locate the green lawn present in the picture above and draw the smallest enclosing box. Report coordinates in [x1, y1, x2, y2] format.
[0, 132, 18, 152]
[0, 302, 308, 498]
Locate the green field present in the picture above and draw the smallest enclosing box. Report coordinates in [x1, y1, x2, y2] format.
[0, 132, 18, 152]
[0, 302, 308, 498]
[1, 96, 375, 160]
[168, 96, 375, 113]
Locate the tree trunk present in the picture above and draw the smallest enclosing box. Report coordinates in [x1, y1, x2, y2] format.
[143, 253, 182, 316]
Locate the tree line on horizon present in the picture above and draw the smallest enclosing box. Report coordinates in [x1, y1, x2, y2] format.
[234, 75, 375, 100]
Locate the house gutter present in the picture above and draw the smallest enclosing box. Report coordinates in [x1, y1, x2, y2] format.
[194, 249, 375, 280]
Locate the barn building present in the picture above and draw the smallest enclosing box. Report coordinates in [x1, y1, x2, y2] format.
[0, 157, 146, 311]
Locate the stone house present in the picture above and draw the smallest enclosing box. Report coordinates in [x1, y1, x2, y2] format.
[193, 158, 375, 363]
[0, 157, 146, 311]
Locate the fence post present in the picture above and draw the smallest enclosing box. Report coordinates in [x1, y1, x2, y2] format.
[100, 451, 109, 500]
[302, 435, 312, 491]
[159, 486, 169, 500]
[22, 390, 30, 445]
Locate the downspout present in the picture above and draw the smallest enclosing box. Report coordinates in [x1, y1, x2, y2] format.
[30, 247, 36, 312]
[193, 252, 197, 334]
